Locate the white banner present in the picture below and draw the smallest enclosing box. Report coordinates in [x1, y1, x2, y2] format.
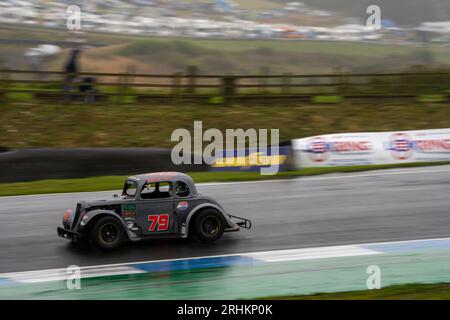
[292, 128, 450, 168]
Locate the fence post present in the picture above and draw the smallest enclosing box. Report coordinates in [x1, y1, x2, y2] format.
[222, 75, 235, 106]
[0, 69, 10, 103]
[115, 72, 123, 105]
[259, 66, 269, 94]
[334, 66, 346, 97]
[172, 72, 182, 104]
[126, 65, 135, 86]
[186, 65, 197, 95]
[122, 65, 135, 103]
[63, 71, 76, 103]
[282, 73, 291, 95]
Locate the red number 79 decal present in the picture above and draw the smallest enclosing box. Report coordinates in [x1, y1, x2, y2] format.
[148, 214, 169, 232]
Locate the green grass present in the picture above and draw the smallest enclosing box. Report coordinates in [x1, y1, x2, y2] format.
[418, 94, 447, 103]
[311, 95, 343, 104]
[1, 102, 449, 149]
[1, 161, 449, 197]
[117, 37, 422, 56]
[264, 283, 450, 300]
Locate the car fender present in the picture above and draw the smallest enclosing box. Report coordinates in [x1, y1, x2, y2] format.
[79, 209, 139, 241]
[183, 203, 238, 238]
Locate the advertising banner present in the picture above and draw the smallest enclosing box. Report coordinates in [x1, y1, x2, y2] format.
[292, 129, 450, 168]
[209, 146, 291, 173]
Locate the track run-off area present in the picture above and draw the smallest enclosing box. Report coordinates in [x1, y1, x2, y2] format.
[0, 165, 449, 298]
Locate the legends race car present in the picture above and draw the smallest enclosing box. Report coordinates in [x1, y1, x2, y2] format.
[57, 172, 251, 250]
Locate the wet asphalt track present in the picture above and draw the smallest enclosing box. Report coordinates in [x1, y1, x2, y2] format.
[0, 165, 449, 273]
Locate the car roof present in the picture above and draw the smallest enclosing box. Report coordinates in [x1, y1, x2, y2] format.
[128, 172, 197, 194]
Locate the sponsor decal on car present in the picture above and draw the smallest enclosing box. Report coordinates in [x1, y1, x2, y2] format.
[123, 211, 136, 218]
[122, 203, 137, 218]
[123, 203, 136, 211]
[177, 201, 189, 211]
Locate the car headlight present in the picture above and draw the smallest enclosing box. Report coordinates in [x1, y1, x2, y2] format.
[80, 215, 89, 226]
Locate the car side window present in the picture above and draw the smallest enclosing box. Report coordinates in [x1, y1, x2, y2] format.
[175, 181, 190, 197]
[141, 181, 172, 199]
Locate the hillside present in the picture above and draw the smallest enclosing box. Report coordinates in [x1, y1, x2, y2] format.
[233, 0, 450, 25]
[2, 25, 450, 75]
[86, 38, 450, 75]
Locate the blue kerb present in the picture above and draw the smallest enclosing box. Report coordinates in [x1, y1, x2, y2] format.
[0, 278, 16, 285]
[363, 238, 450, 253]
[132, 255, 259, 272]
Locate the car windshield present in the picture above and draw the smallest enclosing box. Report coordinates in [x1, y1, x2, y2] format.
[122, 180, 138, 198]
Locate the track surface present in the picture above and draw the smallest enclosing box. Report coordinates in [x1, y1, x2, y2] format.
[0, 166, 449, 273]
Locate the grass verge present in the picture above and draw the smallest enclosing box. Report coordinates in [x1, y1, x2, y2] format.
[0, 161, 449, 197]
[1, 102, 449, 149]
[263, 283, 450, 300]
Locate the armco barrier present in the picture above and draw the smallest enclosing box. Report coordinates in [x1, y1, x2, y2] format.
[0, 148, 207, 183]
[292, 128, 450, 168]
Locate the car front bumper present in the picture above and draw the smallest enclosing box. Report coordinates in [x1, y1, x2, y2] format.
[57, 226, 83, 241]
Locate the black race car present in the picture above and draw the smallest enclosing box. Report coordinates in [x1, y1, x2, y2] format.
[57, 172, 251, 249]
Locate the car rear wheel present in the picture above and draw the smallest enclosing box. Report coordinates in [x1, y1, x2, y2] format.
[91, 216, 124, 250]
[193, 209, 225, 242]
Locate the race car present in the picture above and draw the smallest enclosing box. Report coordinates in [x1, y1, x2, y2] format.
[57, 172, 251, 250]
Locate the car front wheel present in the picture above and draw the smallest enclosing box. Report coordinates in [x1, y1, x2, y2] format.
[193, 209, 225, 242]
[91, 216, 124, 250]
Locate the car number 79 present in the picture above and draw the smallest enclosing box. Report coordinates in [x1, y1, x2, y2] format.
[148, 214, 169, 232]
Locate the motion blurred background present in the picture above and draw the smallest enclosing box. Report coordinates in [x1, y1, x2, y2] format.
[0, 0, 449, 178]
[1, 0, 450, 73]
[1, 1, 450, 301]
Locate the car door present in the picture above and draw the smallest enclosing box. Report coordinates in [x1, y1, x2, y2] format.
[135, 181, 176, 236]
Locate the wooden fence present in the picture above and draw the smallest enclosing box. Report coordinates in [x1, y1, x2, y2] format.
[1, 68, 450, 105]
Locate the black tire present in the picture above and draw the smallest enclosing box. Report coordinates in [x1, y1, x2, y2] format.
[193, 209, 225, 242]
[90, 216, 124, 250]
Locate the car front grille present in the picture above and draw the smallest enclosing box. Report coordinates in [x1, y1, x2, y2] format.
[71, 203, 81, 229]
